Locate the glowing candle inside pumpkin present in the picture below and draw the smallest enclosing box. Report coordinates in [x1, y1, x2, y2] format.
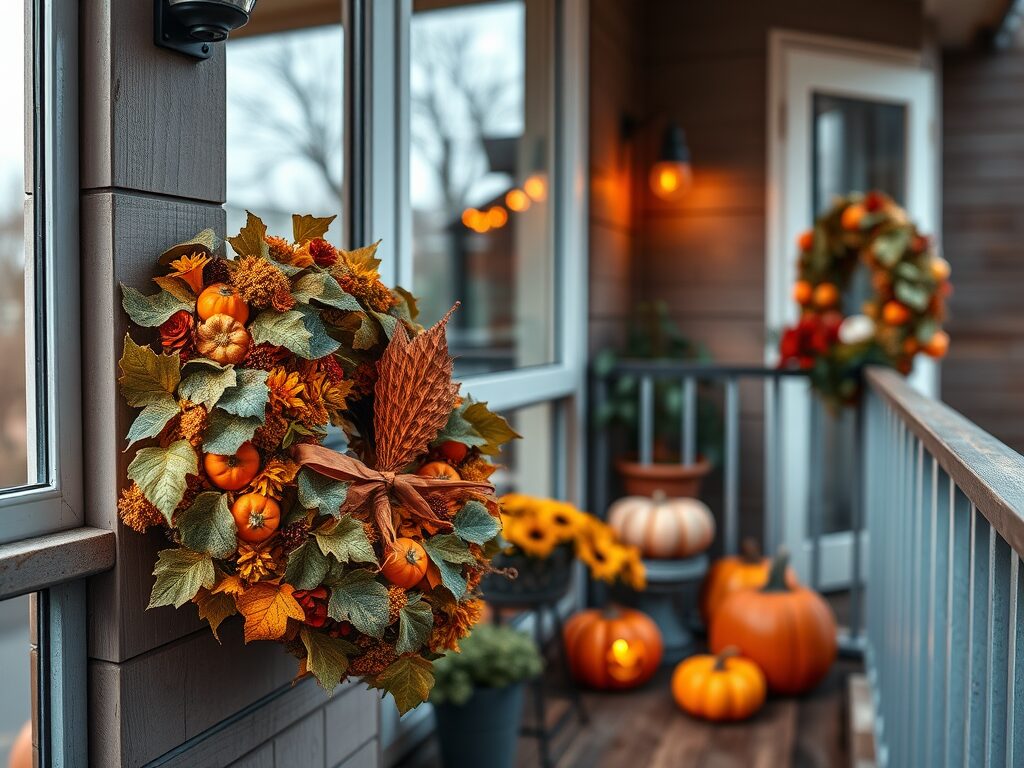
[607, 638, 644, 683]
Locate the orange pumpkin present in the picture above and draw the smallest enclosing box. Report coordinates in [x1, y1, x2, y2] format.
[196, 313, 250, 365]
[417, 461, 461, 480]
[381, 537, 429, 588]
[197, 283, 249, 324]
[709, 551, 837, 695]
[698, 538, 798, 625]
[563, 606, 663, 690]
[231, 493, 281, 544]
[923, 329, 949, 359]
[672, 647, 767, 721]
[792, 280, 813, 306]
[204, 442, 260, 491]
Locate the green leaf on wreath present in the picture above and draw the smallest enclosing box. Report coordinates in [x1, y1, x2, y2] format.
[300, 626, 355, 693]
[217, 368, 270, 419]
[120, 284, 195, 327]
[292, 213, 337, 245]
[195, 588, 236, 641]
[433, 407, 487, 450]
[326, 569, 390, 638]
[125, 395, 180, 448]
[396, 594, 434, 655]
[916, 319, 939, 345]
[118, 334, 181, 407]
[203, 410, 262, 454]
[315, 514, 378, 566]
[372, 310, 398, 340]
[282, 420, 320, 449]
[228, 211, 270, 259]
[177, 492, 237, 558]
[179, 363, 238, 411]
[423, 534, 475, 600]
[373, 655, 434, 715]
[452, 500, 501, 545]
[284, 540, 331, 591]
[895, 281, 930, 312]
[250, 310, 314, 358]
[391, 286, 419, 322]
[461, 400, 521, 456]
[297, 468, 349, 517]
[292, 271, 362, 313]
[298, 304, 342, 358]
[872, 228, 911, 268]
[128, 439, 197, 523]
[350, 313, 381, 350]
[148, 548, 215, 609]
[159, 228, 221, 264]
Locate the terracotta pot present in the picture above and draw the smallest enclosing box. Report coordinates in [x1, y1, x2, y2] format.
[615, 458, 712, 498]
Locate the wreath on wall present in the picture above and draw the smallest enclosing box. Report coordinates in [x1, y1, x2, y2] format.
[116, 213, 519, 713]
[778, 191, 952, 406]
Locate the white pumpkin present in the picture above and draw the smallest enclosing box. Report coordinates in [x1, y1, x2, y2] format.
[608, 491, 715, 559]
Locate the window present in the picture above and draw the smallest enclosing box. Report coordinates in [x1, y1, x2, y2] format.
[0, 596, 32, 767]
[410, 0, 557, 377]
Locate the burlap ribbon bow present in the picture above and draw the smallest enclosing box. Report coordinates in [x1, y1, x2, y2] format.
[292, 443, 494, 547]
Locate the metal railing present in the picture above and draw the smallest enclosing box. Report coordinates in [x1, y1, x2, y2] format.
[864, 367, 1024, 767]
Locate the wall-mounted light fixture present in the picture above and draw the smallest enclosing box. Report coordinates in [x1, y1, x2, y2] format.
[649, 122, 692, 201]
[155, 0, 259, 60]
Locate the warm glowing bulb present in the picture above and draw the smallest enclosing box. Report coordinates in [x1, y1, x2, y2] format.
[649, 161, 692, 201]
[523, 174, 548, 202]
[611, 639, 632, 663]
[487, 206, 508, 228]
[607, 638, 643, 682]
[505, 188, 531, 212]
[461, 208, 480, 229]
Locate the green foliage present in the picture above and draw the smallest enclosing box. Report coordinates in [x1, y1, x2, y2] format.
[127, 439, 197, 523]
[374, 655, 435, 715]
[176, 492, 237, 558]
[118, 334, 181, 407]
[203, 410, 262, 454]
[217, 368, 270, 419]
[300, 626, 357, 693]
[179, 361, 237, 410]
[284, 540, 331, 590]
[121, 284, 195, 327]
[296, 468, 348, 517]
[432, 398, 519, 456]
[250, 310, 314, 358]
[423, 534, 475, 600]
[148, 548, 215, 609]
[325, 568, 390, 638]
[429, 625, 543, 706]
[452, 501, 501, 545]
[125, 398, 180, 448]
[395, 594, 434, 655]
[315, 514, 378, 566]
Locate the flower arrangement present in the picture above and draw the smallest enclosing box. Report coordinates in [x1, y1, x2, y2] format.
[778, 191, 951, 406]
[498, 494, 646, 590]
[117, 213, 518, 713]
[429, 624, 543, 706]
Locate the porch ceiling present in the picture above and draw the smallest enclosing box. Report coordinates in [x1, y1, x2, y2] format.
[926, 0, 1012, 48]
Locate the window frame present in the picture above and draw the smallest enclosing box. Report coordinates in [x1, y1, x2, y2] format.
[0, 0, 82, 545]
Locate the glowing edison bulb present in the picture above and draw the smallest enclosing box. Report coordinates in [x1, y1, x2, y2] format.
[649, 160, 692, 201]
[505, 188, 531, 212]
[486, 206, 508, 228]
[461, 208, 479, 229]
[523, 173, 548, 202]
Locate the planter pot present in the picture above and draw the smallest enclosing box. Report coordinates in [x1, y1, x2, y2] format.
[615, 458, 712, 498]
[482, 544, 573, 606]
[434, 683, 526, 768]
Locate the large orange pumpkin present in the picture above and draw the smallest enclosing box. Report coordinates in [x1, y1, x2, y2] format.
[196, 313, 250, 365]
[416, 461, 461, 480]
[204, 442, 260, 491]
[698, 539, 799, 625]
[607, 490, 715, 559]
[231, 493, 281, 544]
[709, 551, 837, 695]
[563, 606, 663, 690]
[382, 537, 429, 588]
[671, 647, 766, 721]
[197, 283, 249, 324]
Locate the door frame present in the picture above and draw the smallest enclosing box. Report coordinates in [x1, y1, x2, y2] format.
[765, 29, 938, 590]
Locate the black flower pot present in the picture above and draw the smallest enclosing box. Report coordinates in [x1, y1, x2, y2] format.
[482, 543, 574, 606]
[434, 683, 525, 768]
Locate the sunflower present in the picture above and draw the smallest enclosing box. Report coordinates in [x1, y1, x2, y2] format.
[499, 493, 533, 517]
[577, 529, 627, 583]
[545, 501, 581, 543]
[620, 546, 647, 591]
[505, 507, 560, 559]
[267, 366, 306, 412]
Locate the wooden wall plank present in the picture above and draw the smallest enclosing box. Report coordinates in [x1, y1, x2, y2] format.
[228, 744, 275, 768]
[273, 709, 326, 768]
[334, 740, 379, 768]
[324, 687, 379, 766]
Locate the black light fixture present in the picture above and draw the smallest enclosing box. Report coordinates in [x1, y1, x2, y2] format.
[648, 122, 692, 201]
[155, 0, 259, 60]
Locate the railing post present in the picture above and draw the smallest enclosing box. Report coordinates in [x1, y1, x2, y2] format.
[638, 375, 654, 466]
[681, 376, 696, 467]
[723, 377, 740, 556]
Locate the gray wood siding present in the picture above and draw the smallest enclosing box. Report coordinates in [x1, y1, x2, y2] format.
[80, 1, 380, 765]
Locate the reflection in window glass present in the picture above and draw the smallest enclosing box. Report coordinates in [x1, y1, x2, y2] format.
[0, 595, 32, 767]
[0, 2, 29, 490]
[411, 0, 557, 377]
[226, 24, 344, 242]
[491, 401, 557, 497]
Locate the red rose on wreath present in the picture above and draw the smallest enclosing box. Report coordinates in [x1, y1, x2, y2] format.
[294, 587, 330, 628]
[159, 310, 195, 357]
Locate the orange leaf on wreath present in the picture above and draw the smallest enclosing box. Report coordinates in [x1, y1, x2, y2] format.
[236, 582, 305, 642]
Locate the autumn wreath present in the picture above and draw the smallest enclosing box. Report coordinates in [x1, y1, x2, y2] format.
[778, 191, 952, 406]
[117, 213, 519, 713]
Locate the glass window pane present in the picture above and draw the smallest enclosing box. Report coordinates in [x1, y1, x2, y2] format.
[0, 1, 31, 491]
[226, 19, 344, 241]
[492, 400, 557, 497]
[0, 595, 33, 768]
[410, 0, 557, 377]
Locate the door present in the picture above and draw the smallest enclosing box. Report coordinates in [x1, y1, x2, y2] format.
[766, 31, 937, 590]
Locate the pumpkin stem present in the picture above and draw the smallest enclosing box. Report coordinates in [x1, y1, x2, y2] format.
[713, 646, 739, 671]
[740, 538, 761, 563]
[405, 547, 420, 565]
[762, 548, 791, 592]
[600, 604, 623, 619]
[651, 489, 667, 504]
[248, 512, 266, 530]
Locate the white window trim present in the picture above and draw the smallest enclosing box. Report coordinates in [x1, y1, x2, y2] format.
[0, 0, 82, 545]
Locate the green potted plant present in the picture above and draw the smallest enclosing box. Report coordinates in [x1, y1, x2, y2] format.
[430, 624, 543, 768]
[593, 301, 723, 497]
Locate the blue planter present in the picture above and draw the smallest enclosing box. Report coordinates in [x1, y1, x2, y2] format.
[433, 683, 525, 768]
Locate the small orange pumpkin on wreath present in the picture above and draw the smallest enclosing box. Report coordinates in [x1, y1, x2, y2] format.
[779, 191, 952, 406]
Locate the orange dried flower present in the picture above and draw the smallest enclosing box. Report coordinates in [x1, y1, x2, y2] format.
[250, 458, 299, 499]
[308, 238, 339, 267]
[168, 252, 210, 294]
[159, 310, 195, 357]
[459, 457, 497, 483]
[349, 642, 397, 677]
[245, 342, 288, 371]
[265, 235, 295, 263]
[267, 366, 306, 413]
[176, 401, 208, 446]
[387, 586, 408, 624]
[338, 273, 395, 312]
[271, 285, 296, 312]
[236, 542, 278, 582]
[231, 255, 291, 309]
[252, 412, 289, 452]
[430, 598, 484, 653]
[118, 483, 164, 533]
[362, 521, 379, 545]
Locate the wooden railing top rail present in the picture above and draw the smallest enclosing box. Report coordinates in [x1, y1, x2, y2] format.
[867, 366, 1024, 558]
[594, 360, 809, 378]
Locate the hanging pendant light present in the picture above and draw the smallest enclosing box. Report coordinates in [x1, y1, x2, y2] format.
[649, 122, 692, 201]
